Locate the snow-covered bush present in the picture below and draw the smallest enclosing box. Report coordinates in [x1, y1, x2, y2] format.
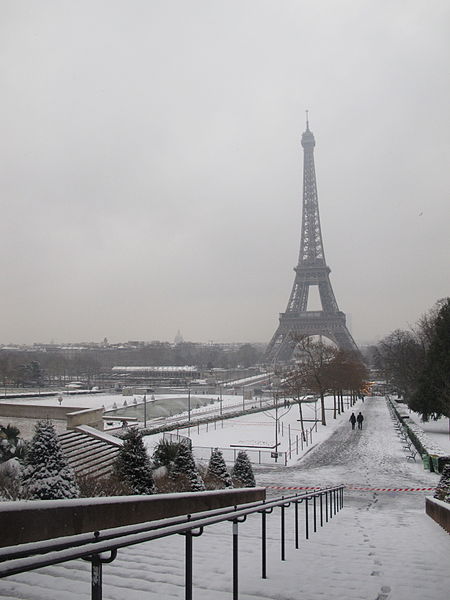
[171, 442, 205, 492]
[231, 451, 256, 487]
[205, 448, 233, 489]
[113, 427, 155, 495]
[434, 464, 450, 503]
[0, 458, 22, 500]
[152, 438, 183, 473]
[0, 424, 26, 463]
[76, 473, 133, 497]
[20, 420, 79, 500]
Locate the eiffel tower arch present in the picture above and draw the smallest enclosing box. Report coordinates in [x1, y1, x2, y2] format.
[265, 118, 359, 363]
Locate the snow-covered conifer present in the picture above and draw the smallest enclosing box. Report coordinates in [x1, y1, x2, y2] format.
[206, 448, 233, 488]
[171, 441, 205, 491]
[231, 451, 256, 487]
[114, 427, 155, 494]
[434, 463, 450, 502]
[20, 420, 79, 500]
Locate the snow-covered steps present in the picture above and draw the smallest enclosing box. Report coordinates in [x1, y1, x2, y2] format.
[59, 426, 123, 480]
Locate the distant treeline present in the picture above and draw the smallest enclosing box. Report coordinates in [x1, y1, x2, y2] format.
[0, 342, 265, 387]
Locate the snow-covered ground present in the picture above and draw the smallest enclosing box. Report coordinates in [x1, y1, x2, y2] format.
[1, 396, 449, 599]
[145, 395, 350, 466]
[406, 410, 450, 455]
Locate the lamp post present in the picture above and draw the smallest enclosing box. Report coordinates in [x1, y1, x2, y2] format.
[143, 394, 147, 428]
[273, 375, 281, 463]
[188, 382, 191, 424]
[242, 386, 245, 412]
[219, 382, 223, 417]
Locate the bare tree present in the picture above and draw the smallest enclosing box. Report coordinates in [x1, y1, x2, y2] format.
[281, 367, 309, 441]
[288, 336, 338, 426]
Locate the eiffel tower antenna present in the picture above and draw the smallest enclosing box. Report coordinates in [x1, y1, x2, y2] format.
[265, 121, 359, 362]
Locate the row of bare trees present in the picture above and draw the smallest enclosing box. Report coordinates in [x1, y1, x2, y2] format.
[276, 336, 369, 441]
[0, 352, 103, 389]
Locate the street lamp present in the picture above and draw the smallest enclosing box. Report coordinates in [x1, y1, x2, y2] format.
[143, 394, 147, 428]
[188, 382, 191, 424]
[272, 375, 281, 463]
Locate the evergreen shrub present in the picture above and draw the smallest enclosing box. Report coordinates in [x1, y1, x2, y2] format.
[20, 420, 79, 500]
[114, 427, 155, 495]
[231, 451, 256, 487]
[434, 464, 450, 503]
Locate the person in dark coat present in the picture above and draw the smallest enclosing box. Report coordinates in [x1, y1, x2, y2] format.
[357, 412, 364, 430]
[349, 412, 356, 430]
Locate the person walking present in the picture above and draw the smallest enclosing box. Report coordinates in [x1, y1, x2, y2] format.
[349, 412, 356, 430]
[357, 412, 364, 430]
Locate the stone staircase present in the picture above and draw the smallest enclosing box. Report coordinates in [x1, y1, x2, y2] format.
[59, 426, 123, 479]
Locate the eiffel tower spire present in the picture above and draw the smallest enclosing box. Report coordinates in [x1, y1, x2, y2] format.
[265, 118, 359, 362]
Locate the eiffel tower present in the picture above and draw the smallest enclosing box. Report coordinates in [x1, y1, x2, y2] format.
[265, 116, 359, 362]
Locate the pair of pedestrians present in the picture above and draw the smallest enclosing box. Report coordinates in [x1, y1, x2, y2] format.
[349, 412, 364, 430]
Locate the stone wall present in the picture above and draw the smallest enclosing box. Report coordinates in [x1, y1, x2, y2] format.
[0, 487, 266, 547]
[426, 496, 450, 534]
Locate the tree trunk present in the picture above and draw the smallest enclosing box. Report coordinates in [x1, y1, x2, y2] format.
[320, 392, 326, 426]
[297, 400, 307, 441]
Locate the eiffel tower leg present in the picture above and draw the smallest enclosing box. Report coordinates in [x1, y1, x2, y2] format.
[265, 327, 302, 363]
[332, 327, 359, 354]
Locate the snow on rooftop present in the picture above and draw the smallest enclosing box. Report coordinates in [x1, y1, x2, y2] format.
[112, 365, 198, 372]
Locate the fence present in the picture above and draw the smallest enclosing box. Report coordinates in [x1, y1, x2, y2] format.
[164, 418, 320, 466]
[193, 445, 288, 466]
[0, 485, 345, 600]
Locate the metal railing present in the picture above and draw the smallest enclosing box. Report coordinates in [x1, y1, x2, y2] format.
[0, 485, 344, 600]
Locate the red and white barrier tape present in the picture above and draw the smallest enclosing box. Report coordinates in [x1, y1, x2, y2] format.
[267, 485, 435, 493]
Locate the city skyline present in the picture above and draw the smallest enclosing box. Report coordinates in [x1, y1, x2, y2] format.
[1, 2, 449, 346]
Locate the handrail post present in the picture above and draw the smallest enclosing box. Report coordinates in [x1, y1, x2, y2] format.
[313, 495, 317, 533]
[280, 502, 290, 561]
[231, 515, 246, 599]
[233, 520, 238, 600]
[319, 493, 323, 527]
[185, 531, 193, 600]
[91, 554, 102, 600]
[181, 523, 203, 600]
[83, 549, 117, 600]
[259, 507, 272, 579]
[305, 498, 309, 540]
[261, 511, 267, 579]
[294, 501, 299, 549]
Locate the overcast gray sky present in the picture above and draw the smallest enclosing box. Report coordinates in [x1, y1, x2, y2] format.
[1, 0, 449, 346]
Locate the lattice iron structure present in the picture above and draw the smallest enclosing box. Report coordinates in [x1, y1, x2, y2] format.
[265, 119, 358, 362]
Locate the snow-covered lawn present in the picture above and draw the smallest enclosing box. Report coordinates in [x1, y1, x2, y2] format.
[144, 394, 355, 466]
[1, 396, 450, 600]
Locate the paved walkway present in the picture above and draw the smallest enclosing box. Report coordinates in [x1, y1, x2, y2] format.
[255, 397, 450, 599]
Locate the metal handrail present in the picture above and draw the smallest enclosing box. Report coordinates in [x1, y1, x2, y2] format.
[0, 485, 345, 600]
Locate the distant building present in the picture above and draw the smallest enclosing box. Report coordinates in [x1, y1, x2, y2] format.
[111, 365, 200, 387]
